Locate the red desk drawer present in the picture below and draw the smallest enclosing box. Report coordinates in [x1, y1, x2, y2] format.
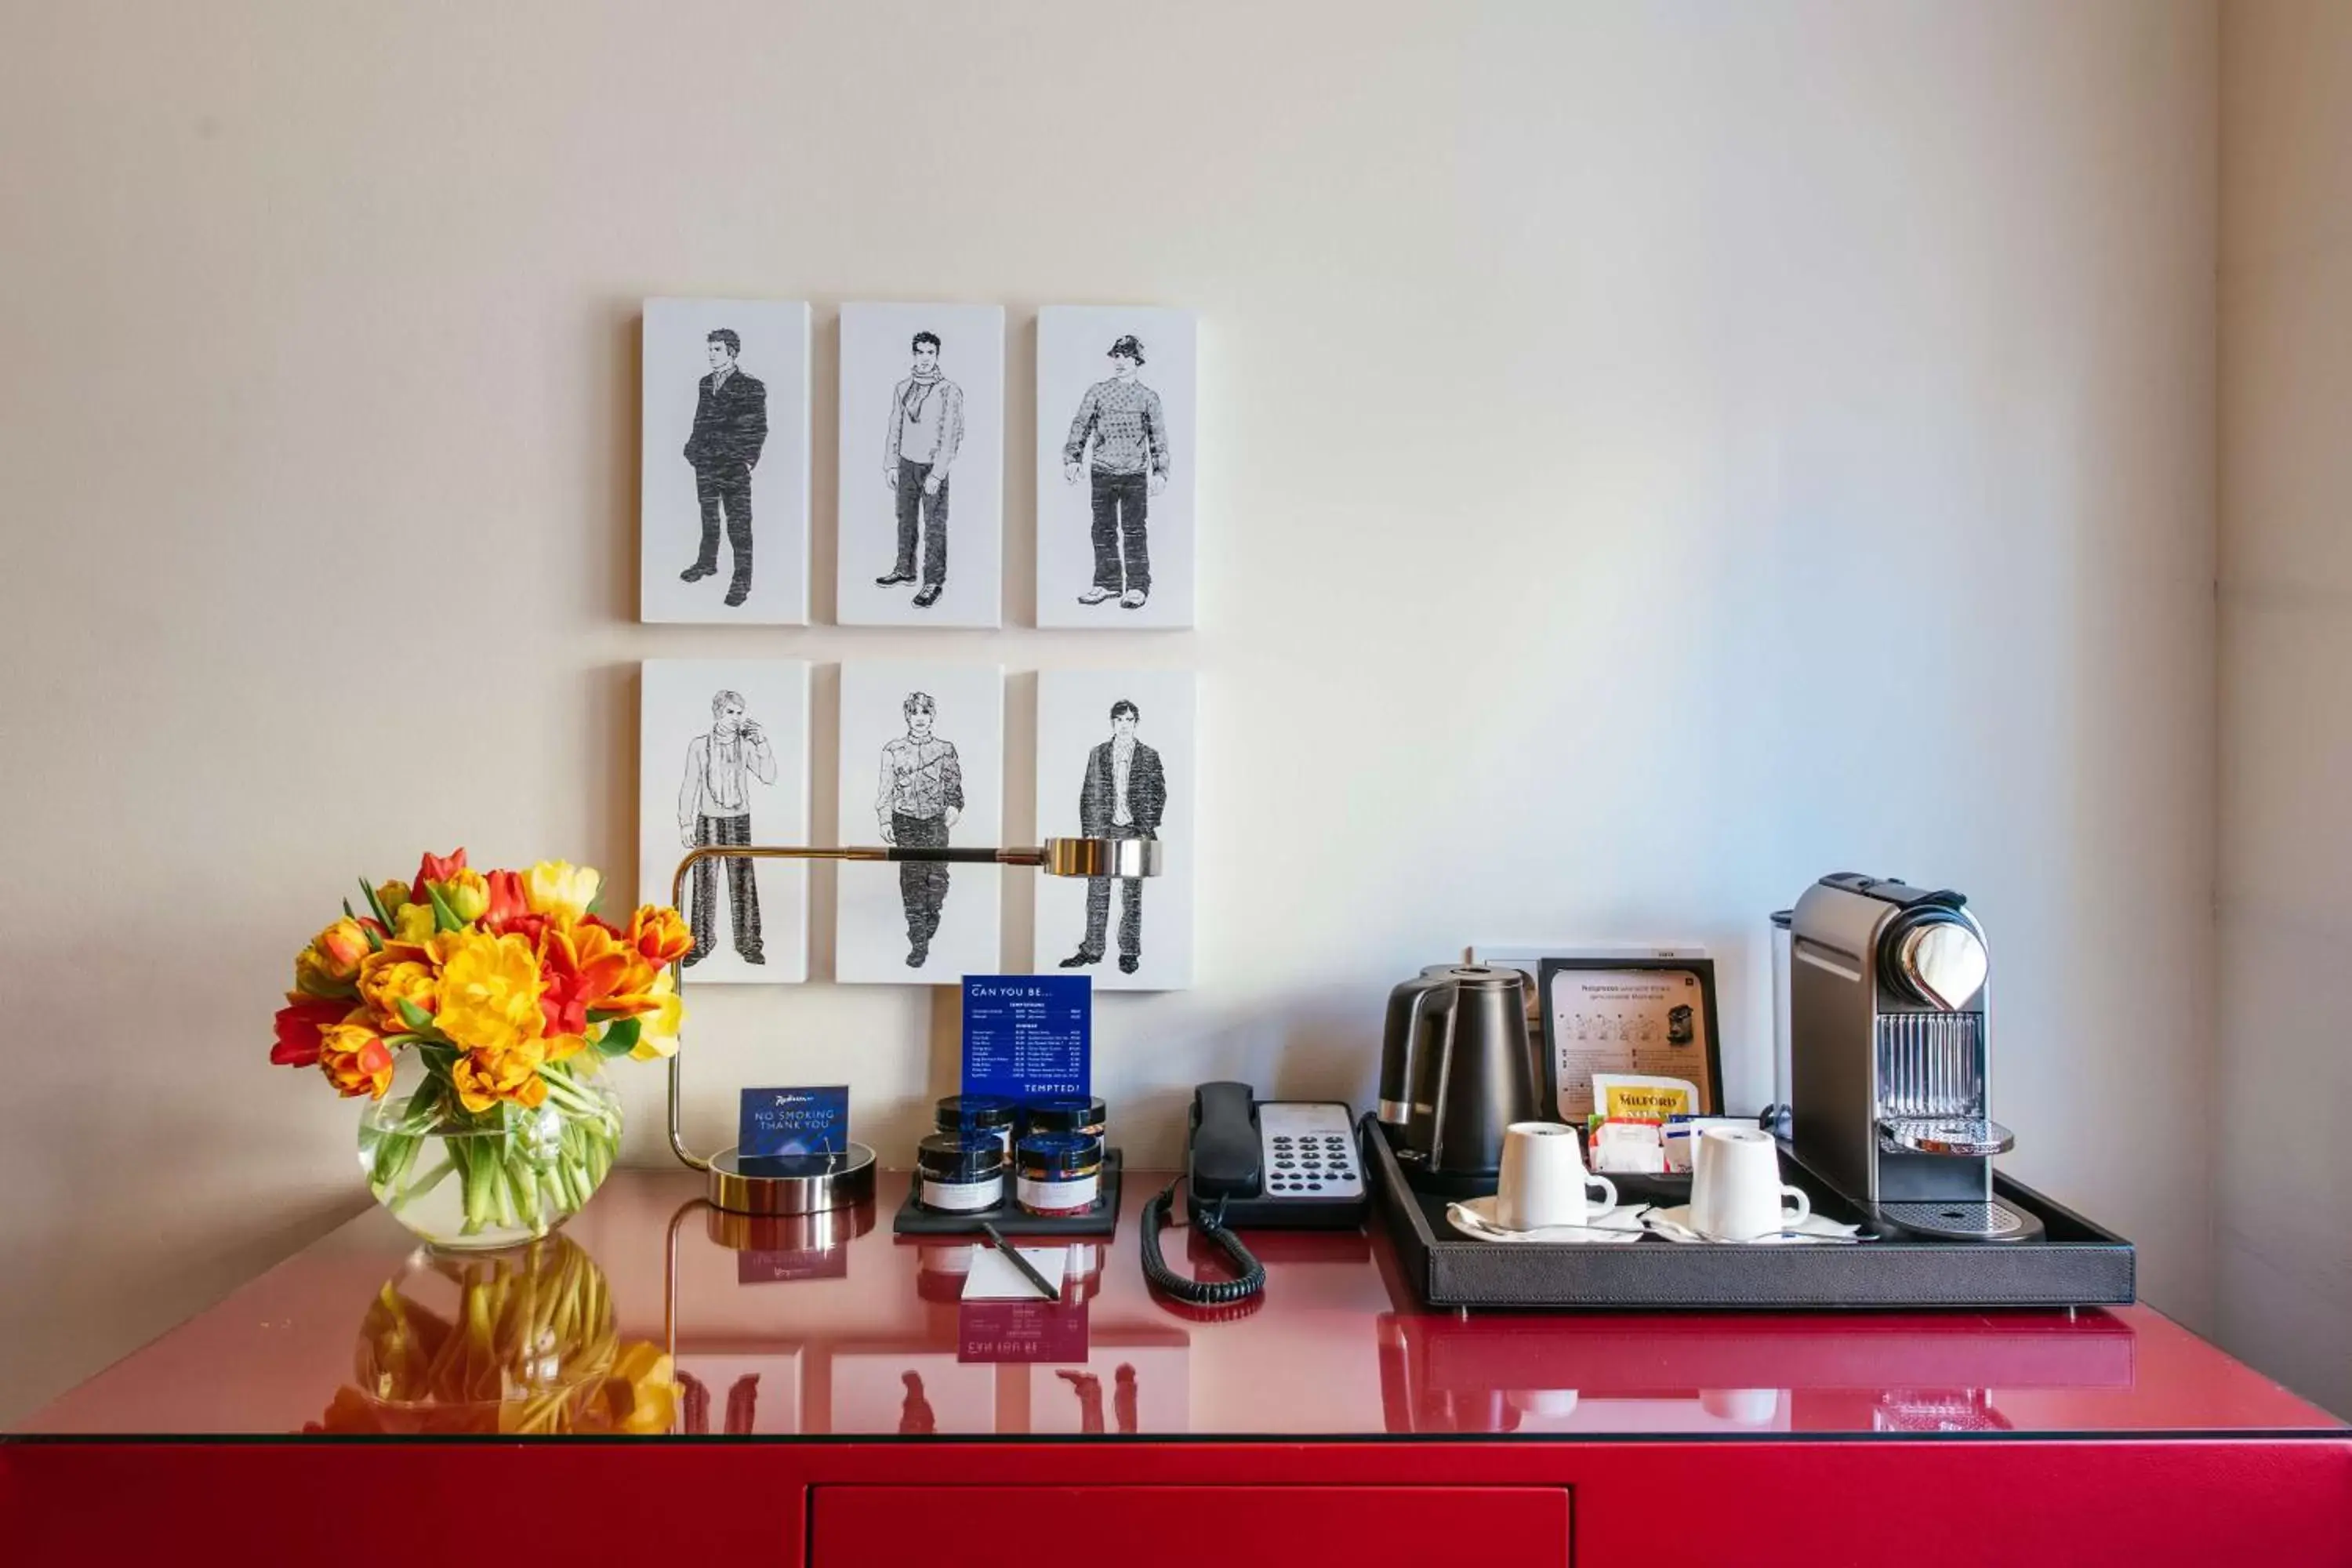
[810, 1484, 1570, 1566]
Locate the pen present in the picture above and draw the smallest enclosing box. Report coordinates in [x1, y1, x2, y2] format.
[980, 1221, 1059, 1301]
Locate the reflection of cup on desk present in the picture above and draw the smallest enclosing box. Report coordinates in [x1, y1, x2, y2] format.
[1700, 1388, 1781, 1425]
[1691, 1126, 1809, 1240]
[1496, 1123, 1618, 1230]
[1508, 1388, 1581, 1419]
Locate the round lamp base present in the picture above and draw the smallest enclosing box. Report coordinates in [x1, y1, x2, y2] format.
[706, 1143, 878, 1216]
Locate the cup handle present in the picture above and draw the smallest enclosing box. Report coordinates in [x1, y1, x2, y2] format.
[1585, 1174, 1617, 1212]
[1780, 1185, 1811, 1228]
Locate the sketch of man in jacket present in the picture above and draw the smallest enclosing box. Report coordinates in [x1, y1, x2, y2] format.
[678, 688, 777, 966]
[875, 331, 965, 609]
[877, 691, 964, 967]
[680, 329, 768, 608]
[1059, 700, 1164, 974]
[1062, 335, 1168, 610]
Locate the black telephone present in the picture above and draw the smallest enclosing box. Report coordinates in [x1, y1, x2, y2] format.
[1142, 1083, 1370, 1307]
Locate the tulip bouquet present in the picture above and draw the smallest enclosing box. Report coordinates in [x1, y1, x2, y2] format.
[270, 849, 691, 1246]
[305, 1237, 676, 1436]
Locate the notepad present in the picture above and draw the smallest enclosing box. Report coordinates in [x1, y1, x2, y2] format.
[960, 1245, 1069, 1301]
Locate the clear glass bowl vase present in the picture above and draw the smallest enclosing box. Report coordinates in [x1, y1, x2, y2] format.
[356, 1051, 621, 1250]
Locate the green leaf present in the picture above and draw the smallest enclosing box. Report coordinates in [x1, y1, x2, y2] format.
[359, 877, 395, 931]
[584, 1007, 622, 1024]
[395, 997, 436, 1033]
[343, 898, 357, 920]
[586, 887, 606, 918]
[594, 1017, 642, 1058]
[426, 883, 464, 933]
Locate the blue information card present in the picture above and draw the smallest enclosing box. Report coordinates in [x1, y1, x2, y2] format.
[961, 975, 1091, 1103]
[739, 1084, 850, 1159]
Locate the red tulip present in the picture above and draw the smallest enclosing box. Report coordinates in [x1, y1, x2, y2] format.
[481, 869, 531, 934]
[410, 848, 469, 898]
[271, 995, 348, 1068]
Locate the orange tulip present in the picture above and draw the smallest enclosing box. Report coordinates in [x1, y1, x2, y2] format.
[538, 921, 643, 1042]
[451, 1040, 549, 1112]
[357, 942, 437, 1036]
[627, 906, 694, 968]
[318, 1013, 397, 1098]
[295, 916, 376, 996]
[482, 869, 532, 935]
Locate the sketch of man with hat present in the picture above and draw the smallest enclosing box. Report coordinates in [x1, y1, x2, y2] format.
[1061, 334, 1169, 610]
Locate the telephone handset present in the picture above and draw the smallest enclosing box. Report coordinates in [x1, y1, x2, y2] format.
[1142, 1083, 1370, 1307]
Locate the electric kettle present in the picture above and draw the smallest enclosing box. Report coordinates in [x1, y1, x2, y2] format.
[1378, 965, 1541, 1193]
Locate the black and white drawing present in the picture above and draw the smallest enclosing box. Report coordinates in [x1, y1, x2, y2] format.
[641, 299, 811, 625]
[1037, 307, 1196, 629]
[838, 303, 1004, 628]
[1035, 669, 1195, 990]
[837, 662, 1004, 984]
[639, 660, 810, 985]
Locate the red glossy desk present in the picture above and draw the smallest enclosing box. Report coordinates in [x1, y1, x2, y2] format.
[7, 1170, 2347, 1565]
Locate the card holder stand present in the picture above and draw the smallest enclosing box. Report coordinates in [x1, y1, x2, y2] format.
[891, 1147, 1125, 1238]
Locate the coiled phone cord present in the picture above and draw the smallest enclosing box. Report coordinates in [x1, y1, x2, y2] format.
[1141, 1176, 1266, 1305]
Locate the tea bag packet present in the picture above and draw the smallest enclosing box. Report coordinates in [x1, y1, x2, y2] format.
[1592, 1118, 1666, 1174]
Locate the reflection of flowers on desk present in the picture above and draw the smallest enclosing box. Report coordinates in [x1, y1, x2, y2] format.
[303, 1237, 676, 1436]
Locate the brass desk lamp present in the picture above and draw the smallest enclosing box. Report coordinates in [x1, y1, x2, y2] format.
[665, 836, 1161, 1215]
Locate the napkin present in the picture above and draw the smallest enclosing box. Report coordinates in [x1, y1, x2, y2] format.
[1641, 1205, 1864, 1245]
[1446, 1196, 1650, 1245]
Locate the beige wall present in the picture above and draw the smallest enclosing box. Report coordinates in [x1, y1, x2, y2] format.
[0, 2, 2219, 1425]
[2218, 0, 2352, 1419]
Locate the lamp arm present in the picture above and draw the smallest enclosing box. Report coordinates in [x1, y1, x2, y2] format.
[660, 840, 1055, 1172]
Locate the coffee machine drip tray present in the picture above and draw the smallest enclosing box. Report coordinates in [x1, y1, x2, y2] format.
[1878, 1117, 2015, 1158]
[1876, 1199, 2043, 1243]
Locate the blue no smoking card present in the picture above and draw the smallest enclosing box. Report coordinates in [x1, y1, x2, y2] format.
[739, 1085, 850, 1160]
[962, 975, 1091, 1102]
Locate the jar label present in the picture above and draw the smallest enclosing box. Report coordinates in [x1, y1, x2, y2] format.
[1017, 1174, 1100, 1213]
[921, 1177, 1003, 1212]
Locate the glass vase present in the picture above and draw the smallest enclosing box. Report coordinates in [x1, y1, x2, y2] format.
[357, 1051, 621, 1250]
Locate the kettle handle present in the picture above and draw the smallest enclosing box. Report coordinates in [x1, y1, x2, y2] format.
[1381, 969, 1455, 1125]
[1403, 978, 1461, 1158]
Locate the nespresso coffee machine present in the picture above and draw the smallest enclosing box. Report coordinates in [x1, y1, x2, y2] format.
[1788, 873, 2039, 1242]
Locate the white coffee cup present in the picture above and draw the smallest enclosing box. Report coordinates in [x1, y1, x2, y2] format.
[1495, 1122, 1618, 1230]
[1689, 1125, 1810, 1241]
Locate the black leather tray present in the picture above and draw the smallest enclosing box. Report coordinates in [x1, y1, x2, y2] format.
[1363, 1116, 2135, 1311]
[892, 1147, 1124, 1238]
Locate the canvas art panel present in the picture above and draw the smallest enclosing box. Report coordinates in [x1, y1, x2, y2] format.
[837, 302, 1005, 628]
[674, 1352, 802, 1436]
[836, 661, 1004, 985]
[641, 298, 811, 625]
[638, 659, 811, 985]
[1033, 668, 1196, 990]
[829, 1352, 996, 1436]
[1035, 306, 1197, 629]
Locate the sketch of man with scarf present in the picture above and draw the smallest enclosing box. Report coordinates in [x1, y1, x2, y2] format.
[876, 691, 964, 967]
[678, 688, 777, 966]
[874, 331, 965, 610]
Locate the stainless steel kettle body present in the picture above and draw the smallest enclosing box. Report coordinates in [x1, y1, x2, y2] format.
[1378, 965, 1541, 1192]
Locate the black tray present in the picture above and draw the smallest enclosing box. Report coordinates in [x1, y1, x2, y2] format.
[892, 1147, 1125, 1238]
[1364, 1116, 2135, 1311]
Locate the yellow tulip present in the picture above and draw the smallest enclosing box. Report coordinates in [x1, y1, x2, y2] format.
[441, 867, 490, 924]
[591, 1343, 678, 1436]
[430, 930, 544, 1057]
[524, 860, 601, 924]
[394, 902, 437, 945]
[629, 972, 684, 1061]
[375, 880, 412, 918]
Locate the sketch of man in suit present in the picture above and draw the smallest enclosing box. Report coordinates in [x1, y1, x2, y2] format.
[1062, 334, 1168, 610]
[679, 688, 776, 966]
[877, 691, 964, 968]
[875, 330, 964, 609]
[1059, 700, 1164, 974]
[679, 328, 768, 608]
